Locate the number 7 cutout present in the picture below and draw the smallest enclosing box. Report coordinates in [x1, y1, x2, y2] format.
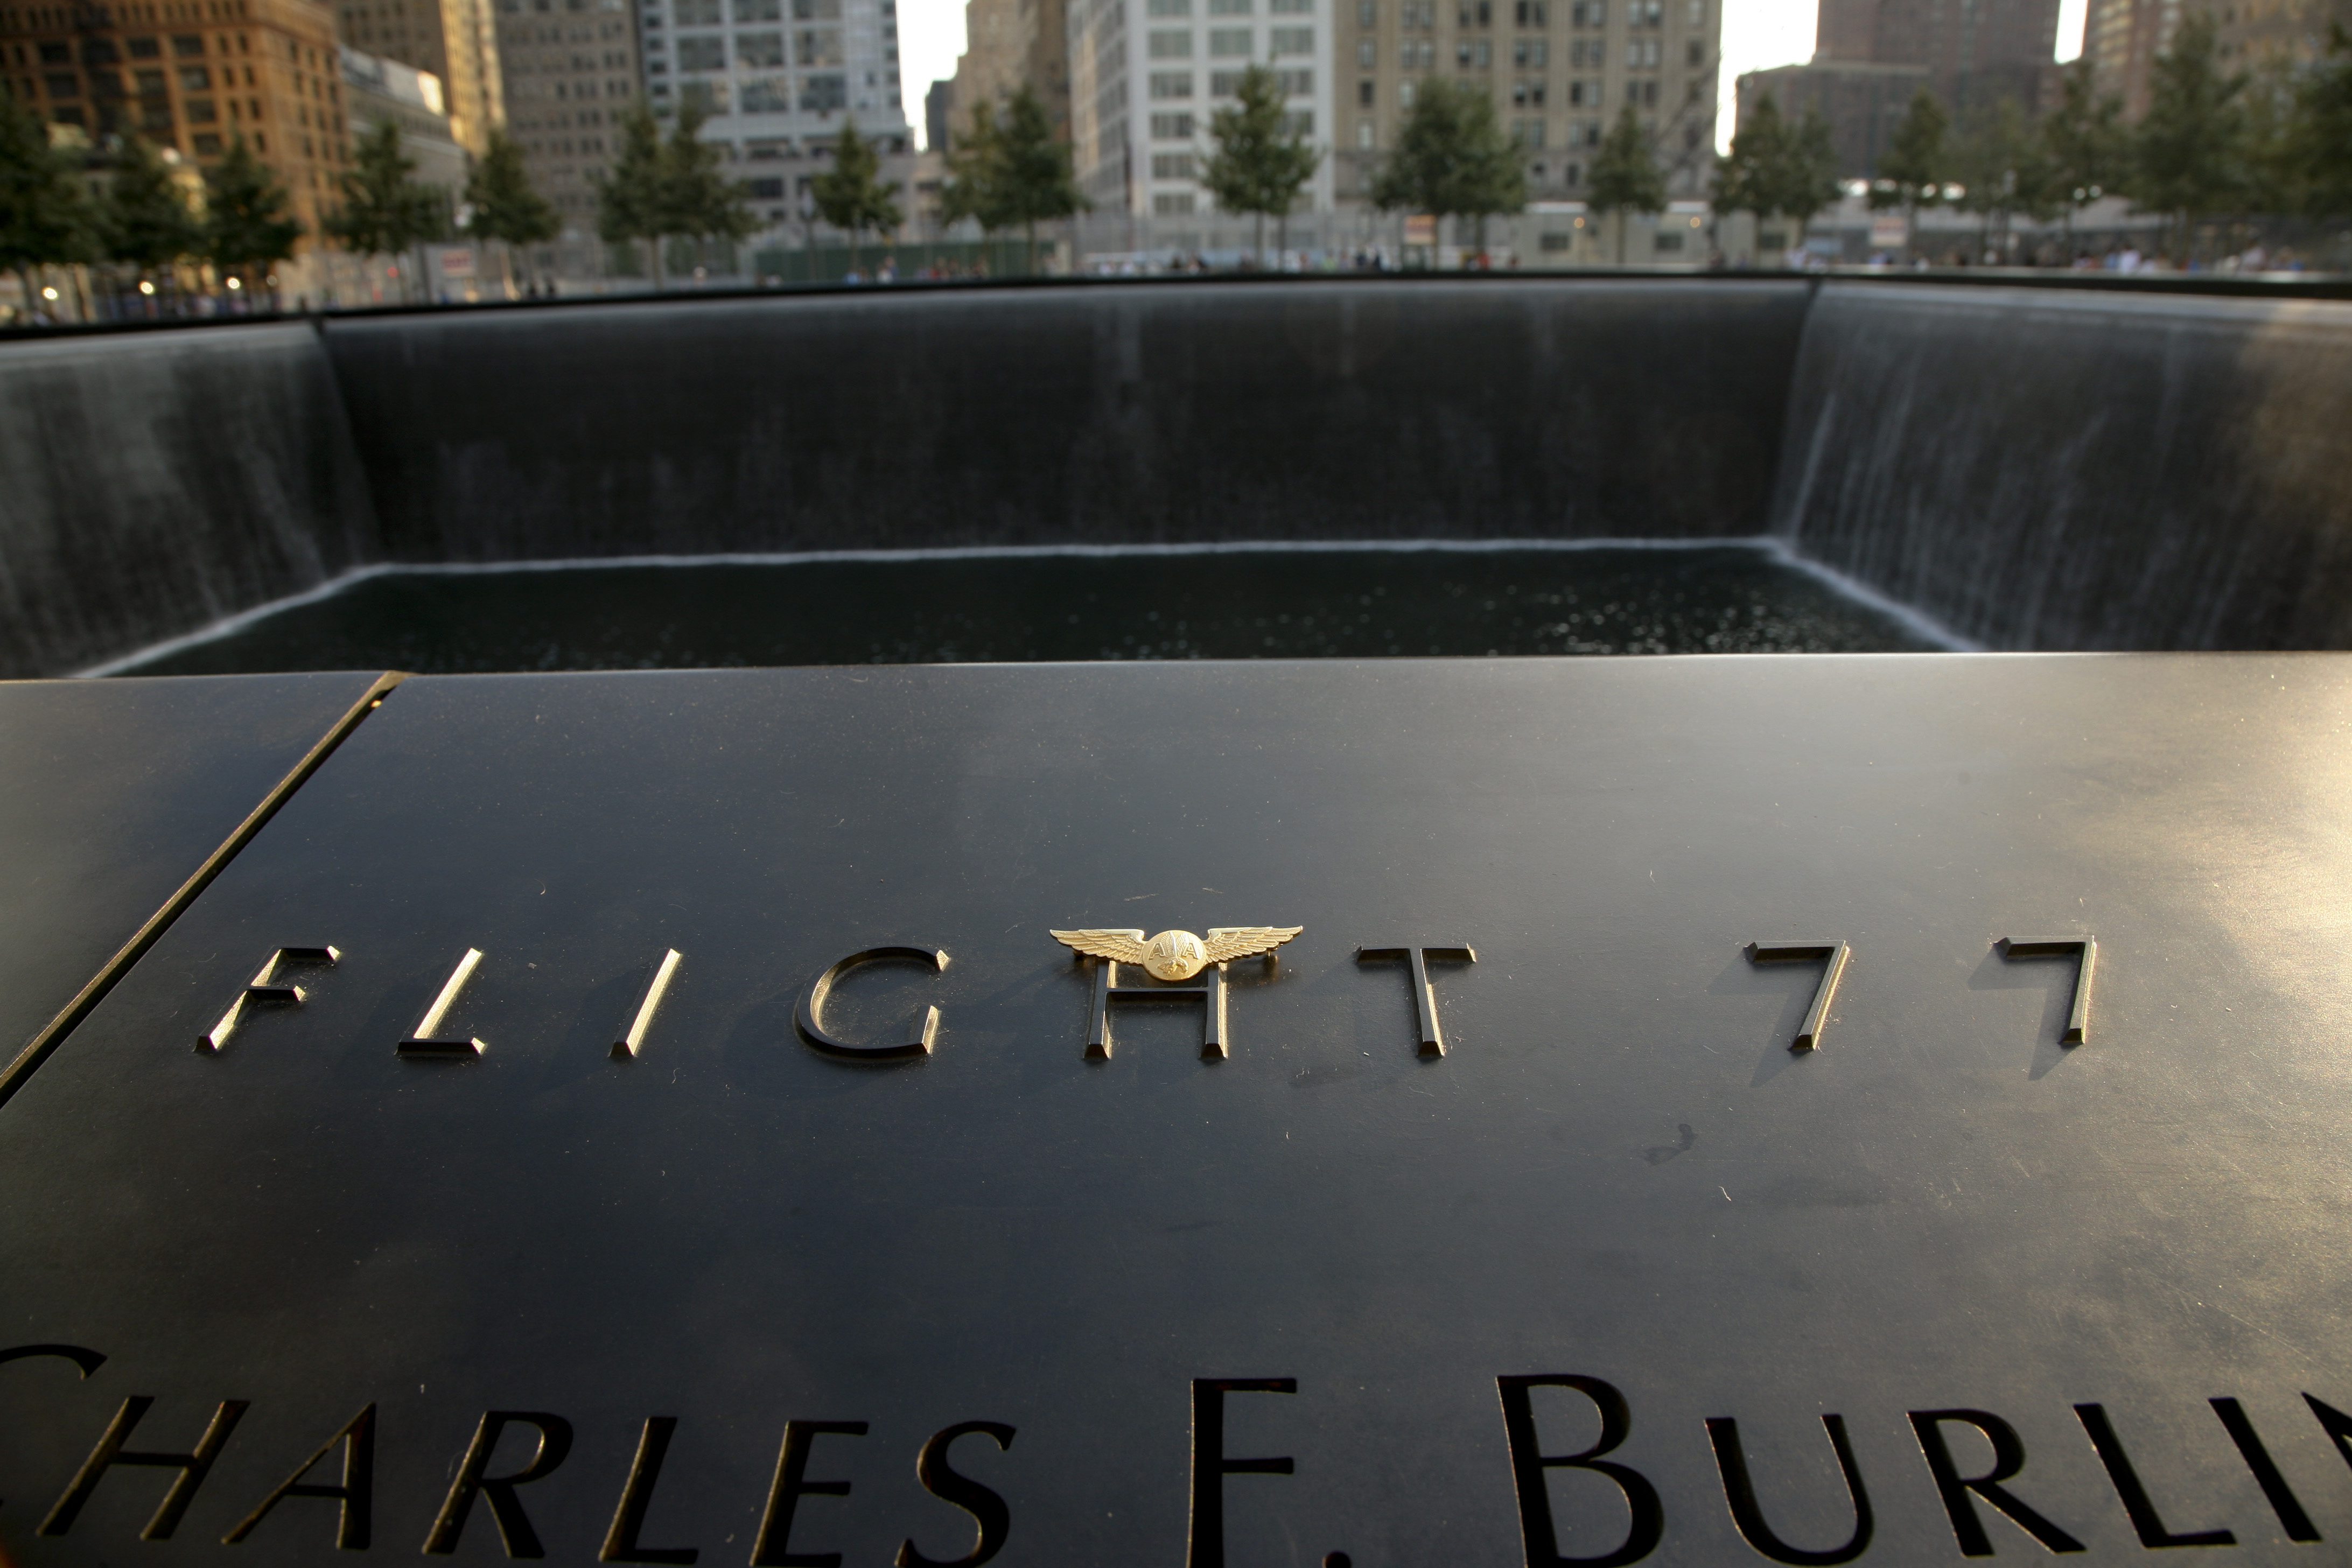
[1997, 936, 2096, 1045]
[1745, 940, 1850, 1052]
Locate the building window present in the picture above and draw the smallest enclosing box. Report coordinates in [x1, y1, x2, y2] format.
[1149, 0, 1192, 11]
[1399, 78, 1415, 103]
[1514, 0, 1545, 22]
[741, 72, 789, 107]
[749, 175, 784, 195]
[1208, 27, 1250, 54]
[1513, 37, 1546, 62]
[129, 35, 162, 57]
[82, 39, 121, 62]
[795, 27, 844, 62]
[1358, 0, 1376, 18]
[1208, 0, 1252, 11]
[1358, 76, 1373, 102]
[1151, 151, 1194, 176]
[1150, 110, 1193, 135]
[1153, 190, 1195, 212]
[1357, 118, 1374, 145]
[1151, 29, 1196, 55]
[676, 0, 721, 18]
[1357, 39, 1375, 64]
[1270, 25, 1312, 52]
[799, 69, 844, 108]
[677, 34, 725, 66]
[172, 34, 206, 55]
[193, 130, 221, 150]
[738, 30, 783, 63]
[1270, 0, 1312, 11]
[1283, 109, 1311, 132]
[1149, 70, 1194, 96]
[179, 65, 211, 88]
[1455, 0, 1490, 25]
[1570, 0, 1602, 23]
[44, 72, 79, 97]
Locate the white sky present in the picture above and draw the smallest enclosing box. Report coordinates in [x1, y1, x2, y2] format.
[894, 0, 2087, 153]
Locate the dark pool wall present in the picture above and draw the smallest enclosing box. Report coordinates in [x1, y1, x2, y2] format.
[0, 325, 378, 678]
[1773, 285, 2352, 652]
[5, 277, 2352, 678]
[321, 281, 1808, 563]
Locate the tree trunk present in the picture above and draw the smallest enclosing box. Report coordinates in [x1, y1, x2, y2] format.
[648, 235, 664, 292]
[849, 225, 862, 279]
[1025, 218, 1039, 277]
[1254, 211, 1265, 270]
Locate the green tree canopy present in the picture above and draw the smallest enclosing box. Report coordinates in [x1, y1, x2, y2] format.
[1199, 61, 1321, 264]
[103, 136, 201, 276]
[2040, 60, 2125, 213]
[0, 96, 96, 309]
[1716, 93, 1839, 241]
[940, 86, 1087, 273]
[2279, 23, 2352, 219]
[465, 129, 559, 255]
[325, 116, 445, 286]
[1713, 91, 1784, 216]
[1369, 76, 1525, 255]
[1870, 88, 1948, 214]
[1780, 106, 1844, 227]
[2126, 10, 2250, 251]
[205, 132, 304, 289]
[597, 99, 666, 256]
[661, 93, 757, 271]
[1585, 104, 1667, 261]
[810, 117, 904, 274]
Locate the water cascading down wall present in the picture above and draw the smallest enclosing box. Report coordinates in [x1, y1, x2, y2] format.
[4, 278, 2350, 680]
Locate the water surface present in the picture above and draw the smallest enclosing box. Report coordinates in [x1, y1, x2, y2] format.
[114, 544, 1944, 675]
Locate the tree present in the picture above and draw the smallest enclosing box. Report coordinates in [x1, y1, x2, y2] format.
[0, 95, 96, 317]
[2039, 60, 2126, 247]
[597, 99, 667, 285]
[1199, 61, 1321, 267]
[1369, 76, 1526, 261]
[1948, 99, 2059, 261]
[2278, 24, 2352, 220]
[2126, 10, 2249, 258]
[1713, 91, 1784, 219]
[464, 129, 559, 295]
[1715, 93, 1838, 253]
[326, 118, 445, 301]
[102, 136, 200, 295]
[1779, 105, 1844, 234]
[940, 86, 1087, 275]
[1586, 104, 1667, 262]
[810, 118, 903, 276]
[1870, 88, 1948, 255]
[205, 132, 304, 301]
[661, 93, 756, 278]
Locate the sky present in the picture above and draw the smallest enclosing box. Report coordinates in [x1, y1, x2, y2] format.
[893, 0, 2087, 154]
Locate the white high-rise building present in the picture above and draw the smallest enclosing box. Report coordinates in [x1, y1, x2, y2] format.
[638, 0, 909, 227]
[1067, 0, 1335, 222]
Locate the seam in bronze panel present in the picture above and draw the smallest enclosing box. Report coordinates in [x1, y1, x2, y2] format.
[0, 671, 411, 1113]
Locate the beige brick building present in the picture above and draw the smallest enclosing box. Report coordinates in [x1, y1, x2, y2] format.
[1331, 0, 1720, 208]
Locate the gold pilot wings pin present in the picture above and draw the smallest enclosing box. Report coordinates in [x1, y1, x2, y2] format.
[1051, 926, 1302, 982]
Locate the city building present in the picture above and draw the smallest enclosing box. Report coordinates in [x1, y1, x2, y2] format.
[948, 0, 1065, 134]
[1740, 0, 2059, 178]
[1734, 60, 1927, 178]
[337, 0, 504, 149]
[924, 71, 950, 143]
[1333, 0, 1721, 208]
[2083, 0, 2166, 116]
[493, 0, 640, 229]
[636, 0, 909, 229]
[343, 41, 463, 186]
[1, 0, 351, 239]
[1067, 0, 1337, 219]
[2210, 0, 2349, 71]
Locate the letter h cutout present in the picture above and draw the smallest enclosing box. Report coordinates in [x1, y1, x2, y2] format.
[1087, 960, 1228, 1061]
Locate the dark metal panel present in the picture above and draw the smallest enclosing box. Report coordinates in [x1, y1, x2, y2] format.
[0, 673, 392, 1101]
[4, 656, 2351, 1565]
[319, 281, 1813, 563]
